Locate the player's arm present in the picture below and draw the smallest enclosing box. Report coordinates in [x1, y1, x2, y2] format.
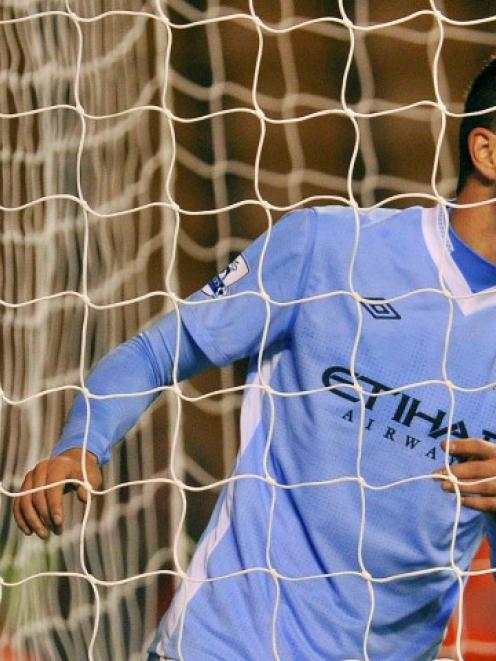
[13, 316, 212, 540]
[13, 208, 314, 540]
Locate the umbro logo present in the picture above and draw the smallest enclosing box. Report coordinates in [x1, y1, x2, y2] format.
[361, 297, 401, 320]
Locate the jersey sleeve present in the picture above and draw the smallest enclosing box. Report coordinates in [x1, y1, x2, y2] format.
[50, 315, 212, 466]
[180, 208, 314, 367]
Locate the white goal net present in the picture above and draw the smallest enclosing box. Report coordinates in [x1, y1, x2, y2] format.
[1, 1, 496, 660]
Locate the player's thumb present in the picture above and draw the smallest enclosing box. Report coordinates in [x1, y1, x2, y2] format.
[75, 461, 102, 503]
[76, 467, 102, 504]
[76, 484, 89, 504]
[75, 473, 100, 503]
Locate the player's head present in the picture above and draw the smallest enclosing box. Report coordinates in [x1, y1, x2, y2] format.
[457, 57, 496, 195]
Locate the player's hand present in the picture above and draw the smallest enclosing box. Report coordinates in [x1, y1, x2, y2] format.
[13, 448, 102, 540]
[433, 439, 496, 513]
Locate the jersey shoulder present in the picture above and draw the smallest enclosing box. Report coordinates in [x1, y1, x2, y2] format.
[310, 204, 426, 253]
[311, 203, 423, 231]
[278, 203, 423, 246]
[304, 204, 427, 293]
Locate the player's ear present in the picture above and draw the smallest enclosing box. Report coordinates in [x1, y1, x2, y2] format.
[467, 126, 496, 184]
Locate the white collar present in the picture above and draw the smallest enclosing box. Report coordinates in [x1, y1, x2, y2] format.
[421, 204, 496, 315]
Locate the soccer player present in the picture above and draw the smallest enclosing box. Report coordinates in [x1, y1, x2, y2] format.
[13, 58, 496, 660]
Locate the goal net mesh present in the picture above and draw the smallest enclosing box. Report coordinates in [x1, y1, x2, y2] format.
[0, 1, 495, 659]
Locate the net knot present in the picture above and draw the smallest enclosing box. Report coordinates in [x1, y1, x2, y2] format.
[171, 382, 182, 396]
[265, 473, 277, 487]
[258, 288, 271, 303]
[80, 199, 92, 214]
[343, 106, 356, 121]
[255, 107, 266, 122]
[81, 385, 91, 398]
[82, 480, 94, 493]
[258, 199, 272, 211]
[430, 6, 446, 23]
[251, 14, 265, 31]
[154, 2, 170, 23]
[436, 100, 447, 115]
[361, 569, 373, 582]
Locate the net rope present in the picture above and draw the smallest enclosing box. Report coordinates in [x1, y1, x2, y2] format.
[1, 1, 496, 659]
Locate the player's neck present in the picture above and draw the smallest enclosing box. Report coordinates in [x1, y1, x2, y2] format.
[452, 179, 496, 265]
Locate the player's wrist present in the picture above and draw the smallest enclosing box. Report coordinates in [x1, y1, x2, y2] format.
[56, 447, 100, 466]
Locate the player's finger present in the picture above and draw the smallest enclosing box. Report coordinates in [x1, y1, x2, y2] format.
[440, 439, 495, 459]
[13, 489, 32, 536]
[19, 471, 49, 540]
[435, 460, 496, 481]
[46, 461, 74, 530]
[461, 496, 496, 512]
[32, 462, 51, 529]
[440, 479, 495, 496]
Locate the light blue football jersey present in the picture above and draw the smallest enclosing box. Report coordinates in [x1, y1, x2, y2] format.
[149, 204, 496, 660]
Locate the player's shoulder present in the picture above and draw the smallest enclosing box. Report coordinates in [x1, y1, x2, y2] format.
[274, 204, 426, 294]
[308, 203, 424, 245]
[310, 203, 423, 229]
[360, 204, 425, 233]
[275, 204, 425, 258]
[277, 205, 357, 240]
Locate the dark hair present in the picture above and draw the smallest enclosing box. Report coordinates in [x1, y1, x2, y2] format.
[457, 57, 496, 194]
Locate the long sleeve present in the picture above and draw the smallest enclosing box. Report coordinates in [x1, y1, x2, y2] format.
[50, 313, 212, 466]
[50, 208, 313, 467]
